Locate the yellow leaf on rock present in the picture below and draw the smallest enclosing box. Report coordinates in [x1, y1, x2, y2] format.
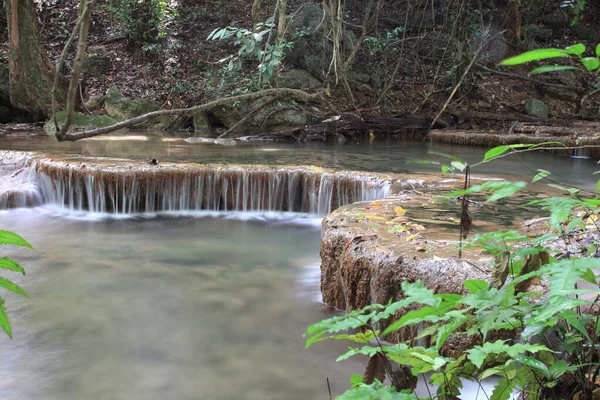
[395, 206, 406, 215]
[370, 202, 383, 207]
[367, 215, 387, 221]
[406, 234, 419, 242]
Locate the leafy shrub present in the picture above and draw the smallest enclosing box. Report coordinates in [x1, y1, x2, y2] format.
[0, 230, 32, 338]
[307, 145, 600, 399]
[207, 16, 293, 87]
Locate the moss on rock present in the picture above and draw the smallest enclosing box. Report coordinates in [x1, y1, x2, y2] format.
[104, 86, 171, 129]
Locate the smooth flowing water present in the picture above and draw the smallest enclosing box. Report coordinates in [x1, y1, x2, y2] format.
[0, 209, 362, 400]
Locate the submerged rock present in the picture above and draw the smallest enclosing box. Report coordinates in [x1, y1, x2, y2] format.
[43, 111, 121, 135]
[213, 138, 237, 146]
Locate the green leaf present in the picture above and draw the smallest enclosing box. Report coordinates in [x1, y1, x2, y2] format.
[483, 145, 511, 161]
[581, 57, 600, 71]
[349, 374, 363, 386]
[467, 340, 549, 369]
[337, 346, 381, 361]
[530, 65, 583, 75]
[464, 279, 489, 294]
[596, 44, 600, 57]
[565, 43, 586, 56]
[0, 258, 26, 275]
[0, 302, 12, 338]
[498, 48, 569, 66]
[532, 169, 551, 182]
[0, 278, 29, 298]
[541, 258, 600, 295]
[581, 268, 598, 285]
[490, 378, 513, 400]
[514, 354, 549, 376]
[548, 360, 577, 379]
[450, 161, 466, 172]
[0, 230, 33, 248]
[560, 310, 591, 341]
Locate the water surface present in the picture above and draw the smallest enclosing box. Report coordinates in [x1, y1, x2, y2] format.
[1, 134, 598, 189]
[0, 209, 360, 400]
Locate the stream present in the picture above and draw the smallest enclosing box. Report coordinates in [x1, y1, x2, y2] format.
[0, 134, 598, 399]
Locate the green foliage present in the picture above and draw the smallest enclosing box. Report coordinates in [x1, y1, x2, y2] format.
[0, 230, 31, 339]
[498, 43, 600, 75]
[363, 27, 405, 55]
[207, 17, 293, 87]
[307, 144, 600, 399]
[100, 0, 177, 52]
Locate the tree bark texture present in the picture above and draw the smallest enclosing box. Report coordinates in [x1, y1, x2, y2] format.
[6, 0, 65, 118]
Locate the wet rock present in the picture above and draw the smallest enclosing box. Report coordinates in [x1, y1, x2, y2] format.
[278, 69, 321, 90]
[193, 110, 212, 134]
[524, 98, 549, 118]
[213, 138, 236, 146]
[43, 111, 121, 135]
[184, 137, 215, 144]
[573, 24, 597, 42]
[104, 86, 171, 129]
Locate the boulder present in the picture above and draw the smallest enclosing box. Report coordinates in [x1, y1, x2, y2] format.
[104, 86, 171, 129]
[286, 3, 356, 79]
[278, 69, 321, 90]
[524, 98, 549, 118]
[43, 111, 121, 135]
[85, 95, 105, 111]
[210, 96, 308, 134]
[542, 11, 569, 34]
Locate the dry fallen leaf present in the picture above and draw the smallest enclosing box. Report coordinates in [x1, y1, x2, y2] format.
[406, 234, 419, 242]
[369, 202, 383, 207]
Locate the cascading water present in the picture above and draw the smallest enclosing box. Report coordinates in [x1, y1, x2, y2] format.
[28, 161, 394, 215]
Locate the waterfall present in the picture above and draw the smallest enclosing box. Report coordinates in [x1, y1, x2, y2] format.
[29, 161, 393, 216]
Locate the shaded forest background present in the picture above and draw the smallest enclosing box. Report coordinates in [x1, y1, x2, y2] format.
[0, 0, 599, 133]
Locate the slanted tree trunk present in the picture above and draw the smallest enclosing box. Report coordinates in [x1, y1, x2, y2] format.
[6, 0, 65, 119]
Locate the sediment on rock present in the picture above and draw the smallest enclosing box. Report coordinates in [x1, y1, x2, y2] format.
[320, 197, 491, 356]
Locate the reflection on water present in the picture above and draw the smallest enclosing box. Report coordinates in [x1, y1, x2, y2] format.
[0, 209, 362, 400]
[1, 133, 598, 189]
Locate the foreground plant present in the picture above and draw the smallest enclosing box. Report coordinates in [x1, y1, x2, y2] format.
[307, 145, 600, 399]
[0, 230, 31, 338]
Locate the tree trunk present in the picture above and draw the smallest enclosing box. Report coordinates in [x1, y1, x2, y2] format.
[6, 0, 65, 119]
